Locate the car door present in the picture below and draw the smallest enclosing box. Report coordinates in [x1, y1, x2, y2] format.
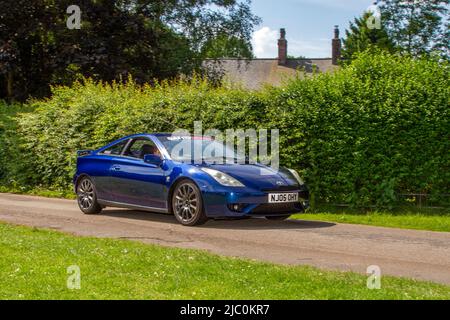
[92, 139, 130, 202]
[109, 137, 167, 210]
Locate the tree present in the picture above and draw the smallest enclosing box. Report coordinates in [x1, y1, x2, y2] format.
[51, 1, 196, 85]
[342, 11, 395, 61]
[0, 1, 55, 99]
[200, 34, 254, 59]
[0, 0, 261, 100]
[379, 0, 449, 58]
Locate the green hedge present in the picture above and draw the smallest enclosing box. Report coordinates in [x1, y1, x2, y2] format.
[0, 102, 35, 188]
[0, 52, 448, 208]
[268, 52, 450, 207]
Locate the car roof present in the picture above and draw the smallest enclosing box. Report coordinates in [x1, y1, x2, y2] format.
[132, 133, 207, 138]
[108, 133, 211, 145]
[114, 133, 170, 140]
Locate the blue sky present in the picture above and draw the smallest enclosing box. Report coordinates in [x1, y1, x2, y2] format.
[250, 0, 375, 58]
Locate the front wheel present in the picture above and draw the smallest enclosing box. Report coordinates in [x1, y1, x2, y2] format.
[76, 177, 102, 214]
[266, 215, 291, 221]
[172, 180, 208, 226]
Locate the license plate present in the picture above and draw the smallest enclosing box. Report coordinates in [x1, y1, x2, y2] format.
[268, 192, 298, 203]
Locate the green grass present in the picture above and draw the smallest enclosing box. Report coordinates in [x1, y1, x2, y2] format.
[293, 207, 450, 232]
[0, 223, 449, 300]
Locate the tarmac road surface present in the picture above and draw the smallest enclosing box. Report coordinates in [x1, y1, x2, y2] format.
[0, 193, 449, 285]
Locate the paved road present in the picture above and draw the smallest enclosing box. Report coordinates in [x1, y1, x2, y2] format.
[0, 193, 449, 285]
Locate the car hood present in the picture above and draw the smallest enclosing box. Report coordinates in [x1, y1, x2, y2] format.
[198, 163, 302, 190]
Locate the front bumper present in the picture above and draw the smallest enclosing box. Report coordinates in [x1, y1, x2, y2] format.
[202, 189, 309, 217]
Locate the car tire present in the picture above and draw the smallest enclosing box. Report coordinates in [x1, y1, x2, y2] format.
[265, 215, 291, 221]
[76, 177, 102, 215]
[172, 180, 208, 226]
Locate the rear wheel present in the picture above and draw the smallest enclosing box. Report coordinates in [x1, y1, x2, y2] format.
[266, 215, 291, 221]
[172, 180, 208, 226]
[76, 177, 102, 214]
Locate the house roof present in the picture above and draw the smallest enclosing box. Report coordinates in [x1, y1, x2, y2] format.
[203, 58, 338, 90]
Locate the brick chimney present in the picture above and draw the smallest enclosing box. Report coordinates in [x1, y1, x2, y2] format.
[332, 25, 341, 65]
[278, 28, 287, 65]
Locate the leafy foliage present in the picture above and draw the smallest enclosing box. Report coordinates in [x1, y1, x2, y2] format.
[0, 52, 448, 208]
[201, 34, 254, 59]
[0, 0, 260, 100]
[342, 12, 395, 62]
[269, 51, 449, 207]
[0, 102, 33, 187]
[380, 0, 449, 58]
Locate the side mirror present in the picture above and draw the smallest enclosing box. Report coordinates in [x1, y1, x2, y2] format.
[143, 154, 163, 166]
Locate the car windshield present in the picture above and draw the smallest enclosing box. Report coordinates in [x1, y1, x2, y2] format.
[157, 135, 245, 163]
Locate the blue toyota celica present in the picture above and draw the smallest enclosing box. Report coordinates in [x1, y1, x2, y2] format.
[73, 133, 309, 226]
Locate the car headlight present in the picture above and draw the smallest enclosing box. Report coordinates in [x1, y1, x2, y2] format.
[201, 168, 245, 187]
[287, 168, 304, 185]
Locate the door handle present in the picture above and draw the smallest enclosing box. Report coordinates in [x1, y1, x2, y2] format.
[111, 165, 121, 171]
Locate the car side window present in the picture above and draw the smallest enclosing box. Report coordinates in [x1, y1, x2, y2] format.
[124, 138, 160, 159]
[101, 140, 128, 155]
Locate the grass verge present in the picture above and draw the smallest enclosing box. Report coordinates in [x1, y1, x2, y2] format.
[293, 207, 450, 232]
[0, 186, 76, 199]
[0, 222, 449, 299]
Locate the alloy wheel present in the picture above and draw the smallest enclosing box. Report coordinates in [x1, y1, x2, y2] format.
[172, 181, 207, 226]
[76, 177, 102, 214]
[174, 184, 198, 223]
[77, 178, 95, 210]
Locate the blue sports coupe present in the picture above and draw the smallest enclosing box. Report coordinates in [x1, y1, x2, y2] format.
[74, 133, 309, 226]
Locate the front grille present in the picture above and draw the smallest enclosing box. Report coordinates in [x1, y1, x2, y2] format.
[250, 202, 304, 215]
[261, 186, 300, 192]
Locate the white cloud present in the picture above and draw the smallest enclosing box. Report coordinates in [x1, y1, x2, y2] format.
[251, 26, 331, 58]
[251, 27, 278, 58]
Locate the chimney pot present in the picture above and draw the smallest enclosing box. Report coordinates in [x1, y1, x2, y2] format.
[334, 25, 340, 39]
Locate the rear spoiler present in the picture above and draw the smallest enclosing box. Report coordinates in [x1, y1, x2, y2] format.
[77, 150, 94, 157]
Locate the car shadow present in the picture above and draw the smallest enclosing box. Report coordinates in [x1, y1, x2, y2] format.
[101, 208, 335, 230]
